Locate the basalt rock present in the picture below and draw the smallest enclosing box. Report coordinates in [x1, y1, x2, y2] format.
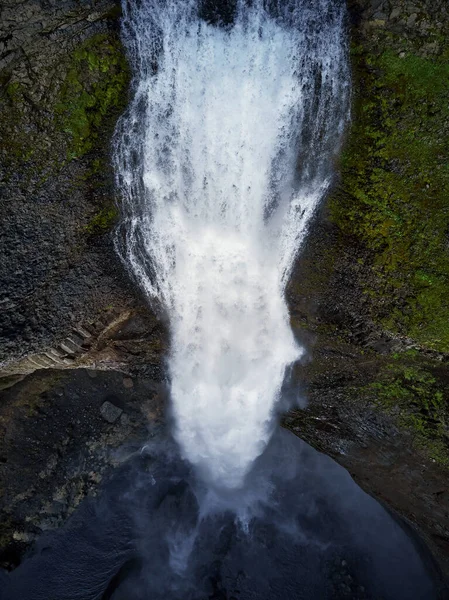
[284, 0, 449, 577]
[0, 366, 166, 571]
[0, 0, 142, 369]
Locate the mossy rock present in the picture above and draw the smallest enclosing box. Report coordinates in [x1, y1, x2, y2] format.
[84, 205, 118, 236]
[330, 42, 449, 352]
[56, 33, 130, 160]
[358, 351, 449, 465]
[0, 31, 130, 180]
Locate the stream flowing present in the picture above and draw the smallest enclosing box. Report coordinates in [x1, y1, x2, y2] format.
[114, 0, 350, 490]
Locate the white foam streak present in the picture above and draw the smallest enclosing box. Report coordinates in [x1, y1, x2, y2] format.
[115, 0, 350, 490]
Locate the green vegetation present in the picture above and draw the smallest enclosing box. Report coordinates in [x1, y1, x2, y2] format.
[0, 32, 129, 180]
[363, 352, 449, 464]
[0, 82, 34, 164]
[331, 46, 449, 352]
[84, 205, 118, 235]
[56, 33, 129, 160]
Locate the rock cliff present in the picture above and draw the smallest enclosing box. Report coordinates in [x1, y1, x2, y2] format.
[1, 0, 449, 583]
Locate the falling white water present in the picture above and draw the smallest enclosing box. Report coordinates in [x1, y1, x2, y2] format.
[114, 0, 350, 490]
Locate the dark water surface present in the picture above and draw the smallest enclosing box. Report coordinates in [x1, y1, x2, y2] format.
[1, 429, 446, 600]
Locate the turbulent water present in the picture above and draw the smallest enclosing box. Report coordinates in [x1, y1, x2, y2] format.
[114, 0, 350, 490]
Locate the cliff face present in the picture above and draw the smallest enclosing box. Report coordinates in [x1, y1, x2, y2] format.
[0, 0, 140, 368]
[298, 0, 449, 455]
[286, 0, 449, 575]
[1, 0, 449, 581]
[339, 0, 449, 353]
[2, 1, 448, 374]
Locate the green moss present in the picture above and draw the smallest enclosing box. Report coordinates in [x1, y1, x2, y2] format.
[84, 205, 118, 235]
[363, 354, 449, 464]
[56, 33, 129, 160]
[331, 46, 449, 352]
[0, 82, 35, 164]
[0, 31, 129, 184]
[6, 82, 22, 100]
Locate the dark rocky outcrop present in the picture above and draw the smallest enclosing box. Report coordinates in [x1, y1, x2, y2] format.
[0, 0, 138, 367]
[0, 0, 167, 569]
[0, 309, 167, 570]
[284, 0, 449, 577]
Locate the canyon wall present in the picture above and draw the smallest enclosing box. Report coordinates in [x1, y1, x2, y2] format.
[1, 0, 449, 580]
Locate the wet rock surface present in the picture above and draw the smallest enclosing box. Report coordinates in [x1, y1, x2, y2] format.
[2, 430, 447, 600]
[279, 0, 449, 577]
[0, 366, 166, 571]
[285, 205, 449, 577]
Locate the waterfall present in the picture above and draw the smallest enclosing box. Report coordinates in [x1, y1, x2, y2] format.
[114, 0, 350, 491]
